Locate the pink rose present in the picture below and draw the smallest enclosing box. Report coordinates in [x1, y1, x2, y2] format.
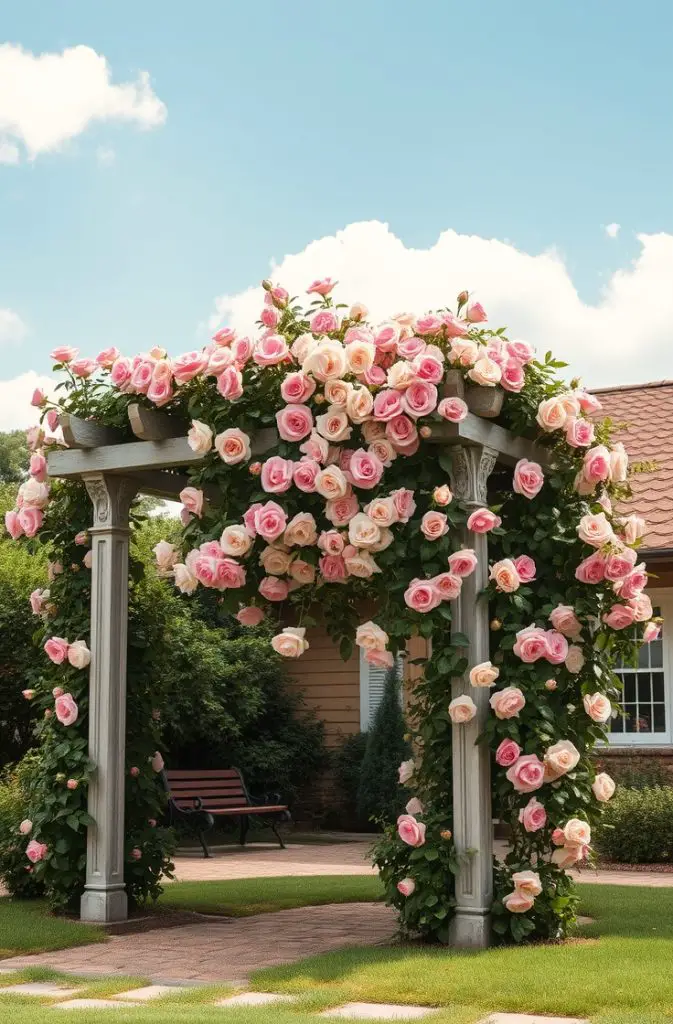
[179, 486, 204, 519]
[325, 494, 360, 526]
[396, 877, 416, 897]
[216, 366, 244, 400]
[583, 445, 611, 484]
[432, 572, 462, 601]
[616, 514, 646, 546]
[373, 389, 404, 422]
[513, 459, 544, 500]
[348, 449, 384, 490]
[503, 890, 534, 914]
[19, 818, 32, 835]
[237, 606, 265, 626]
[467, 509, 502, 533]
[260, 306, 279, 329]
[281, 372, 316, 404]
[433, 485, 452, 506]
[31, 388, 46, 407]
[495, 739, 521, 767]
[402, 381, 438, 419]
[54, 693, 78, 726]
[30, 588, 47, 615]
[545, 630, 569, 665]
[212, 326, 236, 346]
[318, 530, 345, 555]
[172, 350, 208, 383]
[276, 405, 314, 443]
[95, 346, 120, 368]
[309, 310, 339, 334]
[29, 452, 48, 481]
[261, 456, 294, 494]
[110, 356, 132, 389]
[513, 555, 536, 582]
[421, 511, 449, 541]
[506, 754, 545, 793]
[603, 604, 637, 630]
[50, 346, 78, 363]
[366, 648, 394, 668]
[565, 417, 595, 448]
[500, 360, 526, 393]
[254, 333, 290, 367]
[413, 354, 444, 384]
[513, 625, 549, 663]
[307, 277, 336, 296]
[519, 797, 546, 833]
[319, 554, 348, 582]
[448, 549, 478, 577]
[386, 414, 418, 449]
[489, 686, 526, 720]
[293, 458, 320, 492]
[18, 508, 43, 538]
[549, 605, 582, 639]
[397, 814, 426, 847]
[643, 621, 661, 643]
[44, 636, 69, 664]
[615, 566, 647, 600]
[26, 839, 48, 863]
[630, 593, 652, 622]
[437, 397, 469, 423]
[390, 488, 416, 523]
[5, 509, 23, 539]
[258, 576, 289, 601]
[575, 552, 607, 584]
[404, 578, 441, 613]
[605, 548, 638, 582]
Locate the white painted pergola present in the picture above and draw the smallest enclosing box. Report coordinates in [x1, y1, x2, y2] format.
[47, 405, 546, 947]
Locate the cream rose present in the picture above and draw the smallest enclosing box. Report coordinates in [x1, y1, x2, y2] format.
[467, 356, 502, 387]
[348, 513, 381, 549]
[315, 406, 353, 442]
[512, 870, 542, 897]
[271, 627, 309, 658]
[315, 465, 349, 500]
[536, 396, 568, 431]
[259, 545, 292, 575]
[284, 512, 318, 547]
[577, 512, 614, 548]
[187, 419, 213, 455]
[220, 525, 253, 557]
[387, 360, 417, 390]
[346, 385, 374, 423]
[215, 427, 252, 465]
[303, 341, 348, 381]
[345, 339, 376, 375]
[448, 694, 477, 724]
[469, 661, 499, 688]
[324, 379, 352, 407]
[544, 739, 580, 779]
[364, 497, 398, 527]
[563, 818, 591, 846]
[592, 772, 616, 802]
[489, 558, 521, 593]
[583, 692, 612, 723]
[356, 621, 389, 652]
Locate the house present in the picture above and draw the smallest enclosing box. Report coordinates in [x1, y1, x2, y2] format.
[592, 381, 673, 771]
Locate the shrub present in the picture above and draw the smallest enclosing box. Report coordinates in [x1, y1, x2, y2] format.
[0, 754, 45, 898]
[595, 786, 673, 863]
[356, 666, 410, 826]
[593, 756, 670, 790]
[333, 731, 369, 827]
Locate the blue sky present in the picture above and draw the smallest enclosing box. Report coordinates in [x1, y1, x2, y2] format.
[2, 1, 673, 422]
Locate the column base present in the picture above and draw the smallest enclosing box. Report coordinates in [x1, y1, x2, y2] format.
[80, 886, 128, 923]
[448, 909, 491, 948]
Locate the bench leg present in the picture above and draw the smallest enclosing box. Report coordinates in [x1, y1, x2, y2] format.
[198, 830, 211, 859]
[270, 819, 286, 850]
[239, 816, 249, 847]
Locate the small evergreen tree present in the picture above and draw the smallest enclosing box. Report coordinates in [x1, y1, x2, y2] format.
[356, 664, 410, 826]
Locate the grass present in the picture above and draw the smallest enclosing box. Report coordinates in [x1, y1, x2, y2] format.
[253, 884, 673, 1021]
[159, 874, 384, 916]
[0, 898, 104, 958]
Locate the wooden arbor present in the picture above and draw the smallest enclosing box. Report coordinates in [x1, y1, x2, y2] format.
[47, 406, 547, 946]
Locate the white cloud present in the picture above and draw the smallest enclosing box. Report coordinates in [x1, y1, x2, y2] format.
[210, 221, 673, 388]
[0, 371, 55, 431]
[96, 145, 116, 166]
[0, 43, 166, 162]
[0, 140, 19, 164]
[0, 308, 27, 344]
[605, 222, 620, 239]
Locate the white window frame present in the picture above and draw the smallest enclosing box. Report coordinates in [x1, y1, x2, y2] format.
[608, 588, 672, 747]
[359, 650, 403, 731]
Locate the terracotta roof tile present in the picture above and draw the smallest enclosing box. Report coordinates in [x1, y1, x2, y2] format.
[591, 381, 673, 551]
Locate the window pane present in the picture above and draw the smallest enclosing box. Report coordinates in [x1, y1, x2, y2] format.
[624, 703, 638, 732]
[637, 710, 652, 733]
[638, 644, 651, 669]
[623, 674, 637, 703]
[653, 674, 665, 702]
[638, 674, 652, 702]
[650, 639, 663, 669]
[654, 704, 667, 732]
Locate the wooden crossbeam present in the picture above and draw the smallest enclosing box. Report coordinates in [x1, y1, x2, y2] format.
[425, 415, 551, 468]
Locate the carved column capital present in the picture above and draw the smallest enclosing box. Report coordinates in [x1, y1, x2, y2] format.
[449, 444, 498, 507]
[83, 473, 137, 531]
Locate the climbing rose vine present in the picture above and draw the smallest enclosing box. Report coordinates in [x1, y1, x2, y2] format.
[6, 279, 656, 940]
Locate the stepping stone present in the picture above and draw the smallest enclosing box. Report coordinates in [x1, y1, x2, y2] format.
[116, 984, 190, 1001]
[55, 998, 143, 1009]
[217, 991, 297, 1007]
[479, 1014, 588, 1024]
[0, 982, 80, 997]
[321, 1004, 438, 1020]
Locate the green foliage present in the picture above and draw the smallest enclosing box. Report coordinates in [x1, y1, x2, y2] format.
[356, 667, 410, 825]
[0, 754, 45, 898]
[595, 786, 673, 863]
[0, 430, 29, 484]
[0, 537, 47, 767]
[334, 731, 369, 826]
[594, 757, 670, 790]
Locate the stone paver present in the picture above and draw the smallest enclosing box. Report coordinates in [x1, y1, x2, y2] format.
[216, 991, 296, 1007]
[479, 1015, 587, 1024]
[0, 982, 80, 997]
[55, 998, 143, 1009]
[321, 1003, 437, 1020]
[172, 842, 377, 882]
[116, 984, 190, 1001]
[2, 902, 396, 983]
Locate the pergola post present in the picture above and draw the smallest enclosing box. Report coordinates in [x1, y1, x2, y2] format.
[79, 472, 138, 923]
[448, 443, 497, 948]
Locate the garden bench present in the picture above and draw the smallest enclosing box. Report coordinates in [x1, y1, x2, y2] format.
[163, 768, 291, 858]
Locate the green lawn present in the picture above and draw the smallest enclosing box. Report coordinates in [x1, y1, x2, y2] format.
[253, 883, 673, 1022]
[159, 873, 384, 916]
[0, 898, 104, 958]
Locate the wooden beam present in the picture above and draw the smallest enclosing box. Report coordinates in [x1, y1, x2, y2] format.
[48, 436, 204, 478]
[128, 404, 187, 441]
[425, 413, 551, 468]
[60, 413, 126, 449]
[126, 469, 220, 503]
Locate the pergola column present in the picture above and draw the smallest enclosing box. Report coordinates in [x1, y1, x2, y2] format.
[448, 443, 497, 948]
[80, 472, 138, 923]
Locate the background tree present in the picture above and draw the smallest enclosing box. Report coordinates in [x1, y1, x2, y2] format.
[356, 665, 410, 826]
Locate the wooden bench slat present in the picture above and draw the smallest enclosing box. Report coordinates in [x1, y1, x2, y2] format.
[166, 769, 241, 779]
[203, 805, 288, 815]
[169, 782, 245, 794]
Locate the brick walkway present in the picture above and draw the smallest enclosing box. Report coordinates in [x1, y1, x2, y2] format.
[172, 840, 377, 881]
[2, 902, 396, 983]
